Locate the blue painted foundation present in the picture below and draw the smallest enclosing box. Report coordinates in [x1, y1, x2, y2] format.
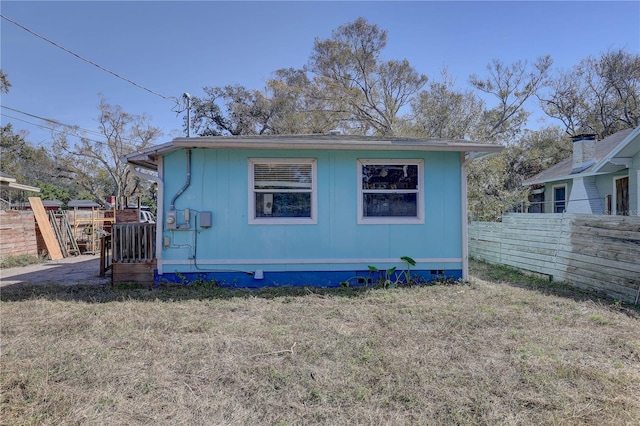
[154, 269, 462, 288]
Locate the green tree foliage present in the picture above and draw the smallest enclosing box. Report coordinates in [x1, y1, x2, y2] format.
[515, 125, 573, 176]
[181, 19, 636, 221]
[0, 69, 11, 94]
[52, 98, 161, 207]
[1, 124, 58, 183]
[264, 68, 338, 134]
[189, 18, 428, 137]
[190, 85, 269, 136]
[467, 126, 571, 220]
[0, 124, 76, 203]
[189, 70, 341, 137]
[403, 69, 484, 139]
[307, 17, 427, 135]
[539, 49, 640, 138]
[36, 181, 71, 203]
[0, 124, 28, 179]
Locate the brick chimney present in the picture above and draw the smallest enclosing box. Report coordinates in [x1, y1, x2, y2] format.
[571, 134, 596, 174]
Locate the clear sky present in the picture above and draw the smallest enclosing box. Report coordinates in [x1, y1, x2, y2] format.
[1, 1, 639, 147]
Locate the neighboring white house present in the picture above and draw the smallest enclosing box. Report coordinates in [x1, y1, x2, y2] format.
[523, 126, 640, 216]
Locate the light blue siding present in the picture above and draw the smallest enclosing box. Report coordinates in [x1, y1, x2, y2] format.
[159, 148, 463, 285]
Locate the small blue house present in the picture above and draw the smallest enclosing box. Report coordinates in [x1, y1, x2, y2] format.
[125, 134, 501, 287]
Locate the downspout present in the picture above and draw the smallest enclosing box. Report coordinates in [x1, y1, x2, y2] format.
[170, 148, 191, 210]
[461, 151, 474, 281]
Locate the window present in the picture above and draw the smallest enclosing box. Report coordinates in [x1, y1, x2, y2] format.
[357, 159, 424, 224]
[553, 185, 566, 213]
[248, 158, 317, 224]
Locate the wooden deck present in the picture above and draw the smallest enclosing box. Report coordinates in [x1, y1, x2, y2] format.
[102, 223, 157, 287]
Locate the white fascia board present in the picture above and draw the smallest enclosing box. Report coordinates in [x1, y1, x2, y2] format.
[593, 126, 640, 173]
[122, 141, 177, 171]
[127, 137, 502, 172]
[0, 182, 41, 192]
[170, 137, 503, 153]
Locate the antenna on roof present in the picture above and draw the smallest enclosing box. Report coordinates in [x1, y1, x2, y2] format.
[183, 93, 192, 138]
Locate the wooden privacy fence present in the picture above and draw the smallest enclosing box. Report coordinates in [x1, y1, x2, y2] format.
[0, 210, 38, 259]
[469, 213, 640, 303]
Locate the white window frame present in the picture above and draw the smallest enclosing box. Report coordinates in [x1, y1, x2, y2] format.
[248, 158, 317, 225]
[357, 159, 424, 225]
[552, 184, 567, 213]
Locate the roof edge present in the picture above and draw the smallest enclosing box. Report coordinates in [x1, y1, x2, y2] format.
[124, 137, 502, 171]
[592, 125, 640, 173]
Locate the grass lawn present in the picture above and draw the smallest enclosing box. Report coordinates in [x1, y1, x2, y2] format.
[1, 260, 639, 425]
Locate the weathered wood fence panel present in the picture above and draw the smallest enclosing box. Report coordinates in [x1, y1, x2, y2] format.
[469, 213, 640, 303]
[0, 210, 38, 259]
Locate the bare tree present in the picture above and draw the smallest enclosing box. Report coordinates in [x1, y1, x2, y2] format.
[53, 98, 161, 207]
[539, 49, 639, 138]
[470, 56, 552, 142]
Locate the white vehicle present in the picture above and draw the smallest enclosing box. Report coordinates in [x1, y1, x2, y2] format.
[140, 210, 156, 223]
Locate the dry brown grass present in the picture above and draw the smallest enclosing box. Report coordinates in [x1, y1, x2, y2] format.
[1, 260, 639, 425]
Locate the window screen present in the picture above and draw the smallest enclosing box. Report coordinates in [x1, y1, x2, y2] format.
[249, 159, 316, 223]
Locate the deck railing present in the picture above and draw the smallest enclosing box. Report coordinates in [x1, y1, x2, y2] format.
[100, 234, 112, 277]
[111, 223, 156, 263]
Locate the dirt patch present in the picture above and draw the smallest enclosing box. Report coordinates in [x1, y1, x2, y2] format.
[0, 254, 110, 287]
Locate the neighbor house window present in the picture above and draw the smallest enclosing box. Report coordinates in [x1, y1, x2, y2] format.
[248, 158, 317, 224]
[357, 159, 424, 224]
[553, 184, 566, 213]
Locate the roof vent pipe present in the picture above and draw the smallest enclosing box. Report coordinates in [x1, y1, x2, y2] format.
[170, 148, 191, 210]
[571, 134, 597, 174]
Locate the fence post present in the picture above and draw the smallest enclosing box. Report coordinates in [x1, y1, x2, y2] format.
[100, 235, 106, 277]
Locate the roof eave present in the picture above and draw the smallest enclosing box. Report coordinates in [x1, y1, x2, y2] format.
[0, 182, 41, 192]
[523, 170, 608, 186]
[592, 126, 640, 173]
[124, 138, 502, 171]
[170, 137, 502, 153]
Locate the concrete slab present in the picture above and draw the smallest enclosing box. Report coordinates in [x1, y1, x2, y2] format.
[0, 254, 110, 287]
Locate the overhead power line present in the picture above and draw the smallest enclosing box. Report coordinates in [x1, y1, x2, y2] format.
[1, 106, 60, 126]
[1, 112, 108, 146]
[3, 105, 104, 138]
[1, 105, 140, 145]
[0, 13, 177, 103]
